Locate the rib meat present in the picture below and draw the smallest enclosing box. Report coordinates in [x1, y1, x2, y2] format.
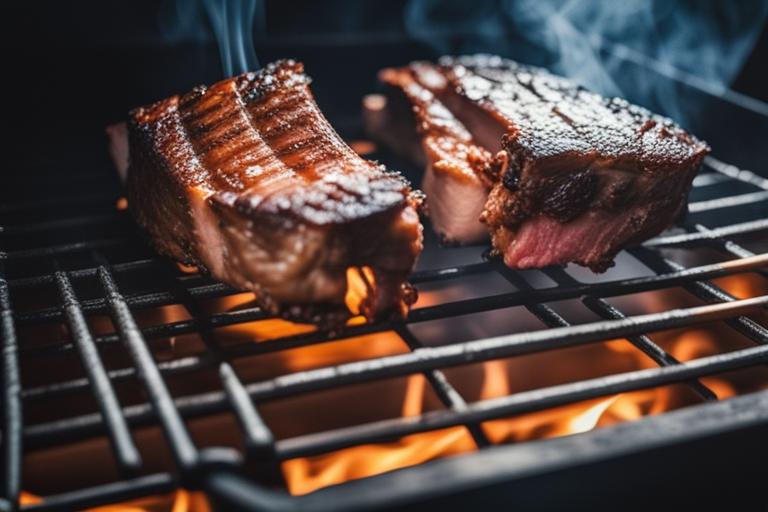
[377, 63, 492, 243]
[373, 55, 709, 271]
[113, 60, 423, 327]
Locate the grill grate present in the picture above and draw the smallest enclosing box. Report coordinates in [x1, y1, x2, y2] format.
[2, 155, 768, 510]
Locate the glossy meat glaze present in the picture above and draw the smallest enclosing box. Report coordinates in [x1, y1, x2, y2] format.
[122, 60, 423, 327]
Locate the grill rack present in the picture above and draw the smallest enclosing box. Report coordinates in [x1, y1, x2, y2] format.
[1, 155, 768, 511]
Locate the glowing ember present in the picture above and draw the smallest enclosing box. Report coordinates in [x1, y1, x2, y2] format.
[115, 197, 128, 211]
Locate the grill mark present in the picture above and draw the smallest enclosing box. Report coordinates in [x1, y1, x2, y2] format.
[234, 74, 301, 192]
[193, 123, 250, 153]
[240, 81, 338, 181]
[187, 108, 244, 137]
[204, 133, 264, 171]
[182, 99, 230, 126]
[272, 132, 326, 158]
[245, 92, 306, 124]
[180, 80, 282, 192]
[259, 110, 315, 139]
[153, 99, 210, 188]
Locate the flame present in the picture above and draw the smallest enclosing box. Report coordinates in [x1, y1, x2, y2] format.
[561, 395, 621, 434]
[402, 374, 427, 417]
[19, 490, 210, 511]
[345, 266, 375, 317]
[115, 197, 128, 211]
[20, 492, 42, 505]
[282, 373, 475, 496]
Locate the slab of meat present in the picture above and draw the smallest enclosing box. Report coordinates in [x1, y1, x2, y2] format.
[111, 60, 423, 328]
[372, 55, 709, 271]
[376, 64, 493, 243]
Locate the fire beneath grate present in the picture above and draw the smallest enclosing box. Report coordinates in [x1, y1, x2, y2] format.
[1, 154, 768, 510]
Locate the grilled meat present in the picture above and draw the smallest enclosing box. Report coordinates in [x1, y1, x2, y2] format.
[111, 60, 423, 327]
[377, 64, 492, 244]
[372, 55, 709, 271]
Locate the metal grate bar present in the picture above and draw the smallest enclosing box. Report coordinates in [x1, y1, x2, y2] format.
[1, 214, 120, 236]
[395, 324, 491, 448]
[53, 269, 142, 473]
[8, 260, 490, 296]
[693, 224, 760, 260]
[688, 190, 768, 213]
[16, 250, 768, 327]
[0, 260, 22, 510]
[23, 473, 175, 512]
[22, 355, 211, 401]
[0, 194, 113, 215]
[691, 173, 730, 187]
[405, 254, 768, 323]
[705, 156, 768, 190]
[5, 238, 129, 261]
[218, 364, 285, 487]
[491, 262, 572, 329]
[644, 218, 768, 248]
[220, 363, 276, 459]
[631, 248, 768, 346]
[8, 259, 159, 290]
[97, 265, 199, 472]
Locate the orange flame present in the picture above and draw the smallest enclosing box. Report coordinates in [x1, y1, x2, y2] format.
[282, 373, 476, 496]
[345, 266, 376, 319]
[20, 490, 210, 512]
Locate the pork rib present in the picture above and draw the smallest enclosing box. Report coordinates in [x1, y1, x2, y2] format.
[373, 55, 709, 271]
[116, 60, 423, 327]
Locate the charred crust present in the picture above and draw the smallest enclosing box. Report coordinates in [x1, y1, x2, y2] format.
[540, 169, 599, 222]
[501, 167, 519, 191]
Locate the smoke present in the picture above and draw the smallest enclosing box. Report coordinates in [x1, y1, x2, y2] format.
[160, 0, 263, 77]
[404, 0, 768, 125]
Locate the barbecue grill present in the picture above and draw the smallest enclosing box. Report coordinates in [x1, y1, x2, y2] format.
[4, 3, 768, 510]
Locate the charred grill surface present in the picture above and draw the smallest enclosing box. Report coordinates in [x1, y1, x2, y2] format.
[120, 60, 423, 327]
[373, 55, 709, 271]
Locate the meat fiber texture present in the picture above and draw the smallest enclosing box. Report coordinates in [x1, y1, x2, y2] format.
[371, 55, 709, 271]
[109, 60, 423, 328]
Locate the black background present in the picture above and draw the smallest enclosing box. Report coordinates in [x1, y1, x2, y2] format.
[1, 0, 767, 179]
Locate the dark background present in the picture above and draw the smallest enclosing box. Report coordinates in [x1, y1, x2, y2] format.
[1, 0, 767, 185]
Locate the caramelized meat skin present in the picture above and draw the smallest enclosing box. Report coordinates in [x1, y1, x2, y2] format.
[373, 55, 708, 271]
[123, 60, 423, 327]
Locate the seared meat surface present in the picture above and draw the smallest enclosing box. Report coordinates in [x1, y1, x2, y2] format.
[114, 60, 423, 327]
[372, 55, 709, 271]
